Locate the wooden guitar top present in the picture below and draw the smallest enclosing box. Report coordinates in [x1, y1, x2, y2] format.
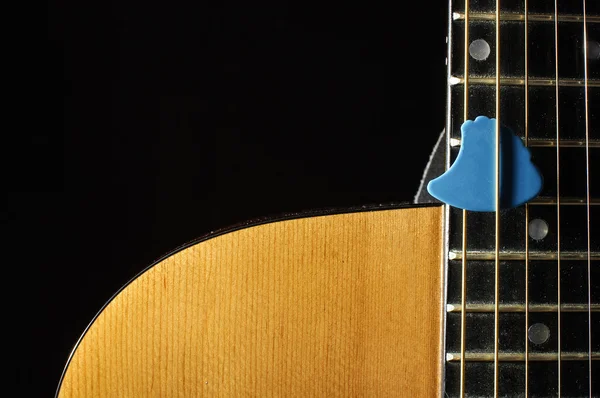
[58, 205, 443, 397]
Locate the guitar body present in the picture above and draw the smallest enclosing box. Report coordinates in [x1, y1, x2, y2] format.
[56, 0, 600, 394]
[57, 205, 444, 397]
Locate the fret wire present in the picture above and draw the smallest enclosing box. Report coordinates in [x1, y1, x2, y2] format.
[449, 250, 600, 261]
[524, 0, 530, 395]
[449, 76, 600, 87]
[447, 352, 600, 362]
[450, 138, 600, 148]
[447, 303, 600, 312]
[582, 1, 593, 396]
[530, 197, 600, 205]
[553, 0, 562, 395]
[494, 0, 501, 396]
[452, 12, 600, 23]
[460, 0, 470, 396]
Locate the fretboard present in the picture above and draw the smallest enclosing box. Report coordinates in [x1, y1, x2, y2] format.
[443, 0, 599, 396]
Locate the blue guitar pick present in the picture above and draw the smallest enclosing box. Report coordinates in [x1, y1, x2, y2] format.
[427, 116, 543, 211]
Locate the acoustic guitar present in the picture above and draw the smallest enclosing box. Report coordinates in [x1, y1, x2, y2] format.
[57, 1, 599, 396]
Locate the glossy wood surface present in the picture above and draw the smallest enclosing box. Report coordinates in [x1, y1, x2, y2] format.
[58, 205, 444, 397]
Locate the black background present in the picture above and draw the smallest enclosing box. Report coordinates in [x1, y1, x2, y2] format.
[18, 1, 446, 395]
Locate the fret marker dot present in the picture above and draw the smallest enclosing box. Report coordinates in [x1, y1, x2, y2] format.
[469, 39, 491, 61]
[529, 219, 549, 240]
[587, 41, 600, 60]
[528, 323, 550, 345]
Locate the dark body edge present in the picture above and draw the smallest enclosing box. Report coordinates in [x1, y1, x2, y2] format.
[55, 201, 443, 397]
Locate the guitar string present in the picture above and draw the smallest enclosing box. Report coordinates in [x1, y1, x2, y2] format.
[581, 0, 592, 395]
[524, 0, 530, 396]
[494, 0, 501, 396]
[553, 0, 562, 395]
[460, 0, 470, 396]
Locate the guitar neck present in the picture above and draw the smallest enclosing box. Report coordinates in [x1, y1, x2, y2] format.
[443, 0, 599, 396]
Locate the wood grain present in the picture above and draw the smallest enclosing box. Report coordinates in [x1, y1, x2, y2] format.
[58, 206, 444, 397]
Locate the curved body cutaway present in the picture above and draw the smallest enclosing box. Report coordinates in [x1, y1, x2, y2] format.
[57, 204, 444, 397]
